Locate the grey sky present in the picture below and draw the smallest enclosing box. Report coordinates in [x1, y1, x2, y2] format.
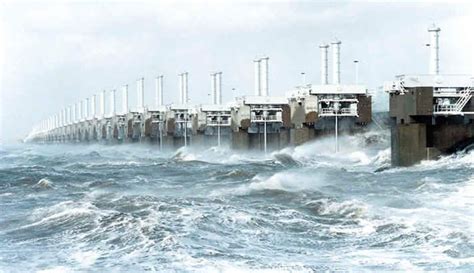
[1, 0, 473, 143]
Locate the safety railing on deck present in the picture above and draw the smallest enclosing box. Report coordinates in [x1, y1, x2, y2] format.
[206, 119, 231, 126]
[319, 108, 358, 116]
[251, 115, 282, 122]
[433, 86, 473, 115]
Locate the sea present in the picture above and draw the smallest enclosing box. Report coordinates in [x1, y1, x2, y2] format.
[1, 129, 473, 272]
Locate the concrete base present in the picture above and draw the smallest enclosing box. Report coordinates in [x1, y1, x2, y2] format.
[290, 127, 314, 146]
[232, 130, 250, 150]
[391, 120, 474, 166]
[391, 123, 427, 167]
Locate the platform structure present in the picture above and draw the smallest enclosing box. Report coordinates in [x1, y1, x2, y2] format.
[197, 104, 232, 147]
[287, 84, 371, 147]
[384, 24, 474, 166]
[26, 51, 374, 151]
[146, 105, 168, 149]
[287, 40, 372, 148]
[167, 104, 196, 147]
[384, 74, 474, 166]
[231, 96, 290, 152]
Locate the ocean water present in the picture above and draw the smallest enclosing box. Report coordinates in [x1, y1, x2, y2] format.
[1, 130, 473, 272]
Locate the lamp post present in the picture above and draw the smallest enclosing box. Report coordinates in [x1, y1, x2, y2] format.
[334, 101, 340, 153]
[354, 60, 359, 84]
[301, 72, 306, 85]
[217, 115, 221, 147]
[263, 110, 268, 154]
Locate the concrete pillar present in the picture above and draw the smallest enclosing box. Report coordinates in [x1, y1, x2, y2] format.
[137, 77, 144, 112]
[319, 44, 329, 85]
[183, 72, 188, 104]
[179, 73, 184, 104]
[254, 59, 261, 96]
[260, 57, 269, 96]
[85, 98, 90, 120]
[60, 109, 64, 127]
[122, 85, 128, 114]
[156, 75, 164, 107]
[216, 72, 222, 104]
[91, 95, 96, 118]
[211, 73, 217, 104]
[331, 40, 341, 85]
[100, 90, 106, 117]
[72, 104, 76, 123]
[110, 89, 116, 116]
[428, 25, 441, 75]
[391, 123, 427, 167]
[67, 106, 71, 125]
[79, 100, 83, 121]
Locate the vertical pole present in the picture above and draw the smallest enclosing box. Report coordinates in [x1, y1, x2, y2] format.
[183, 72, 188, 104]
[155, 77, 160, 107]
[331, 40, 341, 85]
[217, 115, 221, 147]
[335, 110, 338, 153]
[156, 75, 164, 107]
[85, 98, 90, 120]
[216, 72, 222, 104]
[79, 100, 83, 121]
[354, 60, 359, 84]
[159, 122, 163, 151]
[319, 44, 329, 85]
[263, 110, 268, 154]
[211, 73, 217, 104]
[179, 73, 183, 104]
[110, 89, 116, 116]
[254, 59, 261, 96]
[91, 95, 96, 118]
[429, 25, 440, 75]
[260, 57, 269, 96]
[100, 90, 106, 117]
[122, 85, 129, 114]
[137, 78, 144, 112]
[184, 115, 187, 147]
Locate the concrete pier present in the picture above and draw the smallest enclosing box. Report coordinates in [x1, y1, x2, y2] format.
[230, 96, 291, 152]
[26, 51, 373, 150]
[385, 75, 474, 166]
[384, 25, 474, 166]
[287, 84, 372, 146]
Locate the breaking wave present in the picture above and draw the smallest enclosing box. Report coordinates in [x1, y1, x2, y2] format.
[1, 129, 473, 271]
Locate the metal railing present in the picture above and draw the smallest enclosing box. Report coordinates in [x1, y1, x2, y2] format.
[433, 87, 473, 115]
[206, 119, 231, 126]
[434, 104, 457, 113]
[251, 115, 282, 122]
[454, 88, 473, 111]
[319, 107, 357, 116]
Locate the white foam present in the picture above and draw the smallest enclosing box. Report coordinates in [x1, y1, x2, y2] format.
[71, 251, 99, 267]
[243, 170, 326, 193]
[340, 248, 422, 271]
[24, 201, 105, 229]
[36, 266, 73, 273]
[310, 199, 367, 218]
[35, 178, 54, 189]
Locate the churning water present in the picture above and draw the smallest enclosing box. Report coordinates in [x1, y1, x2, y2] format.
[1, 130, 473, 272]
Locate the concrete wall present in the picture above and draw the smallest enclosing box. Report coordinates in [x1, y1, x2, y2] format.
[357, 95, 372, 124]
[232, 129, 249, 150]
[390, 87, 433, 124]
[391, 122, 427, 167]
[290, 127, 312, 146]
[430, 122, 474, 152]
[390, 86, 474, 166]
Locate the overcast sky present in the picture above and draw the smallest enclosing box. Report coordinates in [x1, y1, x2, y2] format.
[1, 0, 473, 143]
